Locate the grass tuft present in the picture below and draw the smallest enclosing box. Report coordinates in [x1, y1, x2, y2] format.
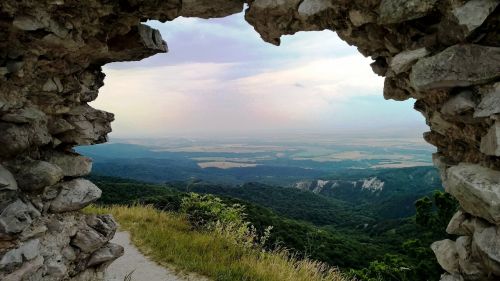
[86, 205, 350, 281]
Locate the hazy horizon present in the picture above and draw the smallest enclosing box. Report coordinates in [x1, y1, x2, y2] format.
[92, 12, 428, 140]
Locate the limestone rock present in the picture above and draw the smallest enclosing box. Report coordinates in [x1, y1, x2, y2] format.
[0, 239, 40, 270]
[445, 164, 500, 224]
[431, 239, 460, 274]
[481, 121, 500, 156]
[137, 25, 167, 53]
[2, 255, 44, 281]
[455, 236, 483, 278]
[71, 227, 107, 253]
[447, 210, 469, 236]
[87, 243, 124, 266]
[46, 151, 92, 177]
[0, 123, 31, 157]
[0, 165, 17, 191]
[297, 0, 333, 17]
[473, 226, 500, 275]
[12, 16, 46, 31]
[16, 161, 64, 192]
[349, 10, 376, 27]
[474, 83, 500, 118]
[441, 91, 476, 116]
[86, 215, 117, 241]
[390, 48, 430, 75]
[439, 274, 464, 281]
[48, 118, 75, 135]
[452, 0, 499, 36]
[0, 200, 40, 234]
[410, 45, 500, 91]
[46, 259, 67, 278]
[379, 0, 438, 24]
[1, 107, 46, 124]
[49, 179, 102, 212]
[180, 0, 244, 18]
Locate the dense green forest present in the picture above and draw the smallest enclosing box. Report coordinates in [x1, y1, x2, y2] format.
[90, 175, 457, 281]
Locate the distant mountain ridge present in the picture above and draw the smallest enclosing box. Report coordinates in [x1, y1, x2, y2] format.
[293, 166, 441, 218]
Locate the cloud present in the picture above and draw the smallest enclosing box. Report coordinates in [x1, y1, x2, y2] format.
[93, 13, 426, 138]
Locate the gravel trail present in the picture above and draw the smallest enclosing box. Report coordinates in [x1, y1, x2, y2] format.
[105, 232, 207, 281]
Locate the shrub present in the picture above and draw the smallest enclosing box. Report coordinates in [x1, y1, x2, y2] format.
[181, 193, 247, 229]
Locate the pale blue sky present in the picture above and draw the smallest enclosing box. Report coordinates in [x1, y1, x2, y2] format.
[93, 12, 428, 139]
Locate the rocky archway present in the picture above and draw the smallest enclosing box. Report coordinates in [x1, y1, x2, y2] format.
[0, 0, 499, 280]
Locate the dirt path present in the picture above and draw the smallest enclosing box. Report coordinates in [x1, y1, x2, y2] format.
[105, 232, 205, 281]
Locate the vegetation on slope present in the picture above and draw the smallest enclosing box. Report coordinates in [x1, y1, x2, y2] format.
[89, 175, 457, 281]
[86, 201, 349, 281]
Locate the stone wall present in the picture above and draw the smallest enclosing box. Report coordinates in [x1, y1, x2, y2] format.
[0, 0, 498, 280]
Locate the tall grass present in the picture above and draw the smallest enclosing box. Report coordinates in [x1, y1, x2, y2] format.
[86, 205, 350, 281]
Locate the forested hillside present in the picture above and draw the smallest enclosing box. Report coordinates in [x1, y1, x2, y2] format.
[90, 175, 457, 280]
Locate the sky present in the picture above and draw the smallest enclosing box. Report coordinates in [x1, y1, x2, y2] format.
[92, 12, 428, 139]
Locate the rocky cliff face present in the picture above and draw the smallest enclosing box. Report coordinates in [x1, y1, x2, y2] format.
[0, 0, 499, 280]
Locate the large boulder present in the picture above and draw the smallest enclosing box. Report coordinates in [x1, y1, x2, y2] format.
[49, 179, 102, 212]
[445, 163, 500, 224]
[410, 44, 500, 91]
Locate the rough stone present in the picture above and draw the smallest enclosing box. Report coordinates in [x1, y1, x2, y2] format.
[410, 45, 500, 91]
[0, 239, 40, 270]
[87, 243, 124, 266]
[481, 121, 500, 156]
[12, 16, 46, 31]
[473, 225, 500, 275]
[0, 200, 40, 235]
[441, 91, 476, 116]
[474, 83, 500, 118]
[431, 239, 460, 274]
[452, 0, 499, 36]
[379, 0, 438, 24]
[390, 48, 430, 75]
[46, 151, 92, 177]
[1, 0, 499, 279]
[455, 236, 484, 278]
[50, 179, 102, 212]
[71, 227, 108, 253]
[1, 108, 46, 124]
[16, 161, 64, 192]
[445, 164, 500, 224]
[447, 210, 469, 236]
[2, 256, 44, 281]
[0, 165, 17, 191]
[297, 0, 333, 17]
[439, 274, 465, 281]
[86, 215, 117, 241]
[349, 10, 376, 27]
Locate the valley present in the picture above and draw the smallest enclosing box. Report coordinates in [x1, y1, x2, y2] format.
[78, 138, 452, 280]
